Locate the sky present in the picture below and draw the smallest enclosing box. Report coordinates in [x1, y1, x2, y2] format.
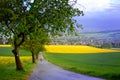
[73, 0, 120, 32]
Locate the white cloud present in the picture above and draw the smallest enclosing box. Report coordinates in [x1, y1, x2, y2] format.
[72, 0, 111, 13]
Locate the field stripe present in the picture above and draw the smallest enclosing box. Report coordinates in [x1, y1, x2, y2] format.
[45, 45, 120, 53]
[0, 45, 11, 47]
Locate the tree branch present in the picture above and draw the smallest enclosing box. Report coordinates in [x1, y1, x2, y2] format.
[18, 33, 25, 46]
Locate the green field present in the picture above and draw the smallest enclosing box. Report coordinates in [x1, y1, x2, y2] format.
[44, 52, 120, 80]
[0, 47, 31, 56]
[0, 47, 35, 80]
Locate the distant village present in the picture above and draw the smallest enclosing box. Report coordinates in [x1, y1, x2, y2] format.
[50, 36, 120, 48]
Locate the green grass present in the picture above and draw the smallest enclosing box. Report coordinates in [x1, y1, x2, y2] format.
[0, 47, 35, 80]
[0, 47, 31, 56]
[44, 52, 120, 80]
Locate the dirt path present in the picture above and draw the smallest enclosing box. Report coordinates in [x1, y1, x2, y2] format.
[28, 60, 105, 80]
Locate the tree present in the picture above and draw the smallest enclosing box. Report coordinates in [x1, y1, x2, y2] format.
[101, 42, 112, 49]
[0, 0, 83, 70]
[21, 29, 50, 63]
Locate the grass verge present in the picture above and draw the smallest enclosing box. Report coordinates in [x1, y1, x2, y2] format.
[0, 47, 35, 80]
[0, 47, 31, 56]
[44, 52, 120, 80]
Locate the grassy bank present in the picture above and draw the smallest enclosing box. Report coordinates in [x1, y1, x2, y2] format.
[44, 52, 120, 80]
[0, 47, 35, 80]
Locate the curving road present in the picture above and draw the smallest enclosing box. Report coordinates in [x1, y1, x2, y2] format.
[29, 60, 105, 80]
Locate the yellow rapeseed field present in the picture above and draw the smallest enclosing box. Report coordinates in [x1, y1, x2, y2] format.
[0, 56, 31, 64]
[0, 45, 11, 47]
[1, 44, 119, 54]
[45, 45, 120, 53]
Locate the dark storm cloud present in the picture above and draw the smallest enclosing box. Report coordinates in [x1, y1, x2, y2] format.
[75, 0, 120, 32]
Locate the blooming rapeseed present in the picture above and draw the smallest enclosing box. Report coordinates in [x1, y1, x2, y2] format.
[45, 45, 120, 53]
[0, 56, 31, 65]
[0, 45, 119, 53]
[0, 45, 11, 47]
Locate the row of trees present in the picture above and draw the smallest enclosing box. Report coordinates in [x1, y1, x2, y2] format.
[0, 0, 83, 70]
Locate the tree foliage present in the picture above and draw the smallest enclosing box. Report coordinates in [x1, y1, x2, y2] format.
[0, 0, 83, 70]
[21, 29, 50, 63]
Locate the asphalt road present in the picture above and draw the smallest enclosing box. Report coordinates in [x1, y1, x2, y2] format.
[28, 60, 105, 80]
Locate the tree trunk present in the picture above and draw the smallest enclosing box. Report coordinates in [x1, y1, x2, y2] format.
[31, 50, 36, 63]
[12, 46, 24, 71]
[35, 53, 39, 60]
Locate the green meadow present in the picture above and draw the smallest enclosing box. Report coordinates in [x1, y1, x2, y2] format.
[0, 47, 31, 56]
[44, 52, 120, 80]
[0, 47, 35, 80]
